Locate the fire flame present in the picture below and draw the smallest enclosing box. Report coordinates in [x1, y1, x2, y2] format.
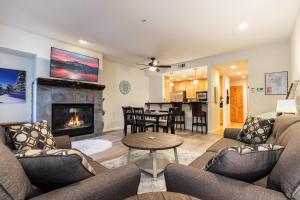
[68, 113, 81, 127]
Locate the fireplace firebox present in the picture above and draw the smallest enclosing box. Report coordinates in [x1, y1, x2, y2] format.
[52, 104, 94, 137]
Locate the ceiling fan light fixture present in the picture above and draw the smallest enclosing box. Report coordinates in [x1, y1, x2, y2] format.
[149, 66, 157, 72]
[152, 60, 158, 66]
[193, 79, 198, 85]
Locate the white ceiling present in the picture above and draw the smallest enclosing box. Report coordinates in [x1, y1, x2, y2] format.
[0, 0, 299, 66]
[214, 59, 248, 80]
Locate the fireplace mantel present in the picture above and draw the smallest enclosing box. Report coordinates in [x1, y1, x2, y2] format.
[36, 78, 105, 138]
[37, 78, 105, 90]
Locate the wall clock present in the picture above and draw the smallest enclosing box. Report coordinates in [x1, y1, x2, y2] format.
[119, 80, 131, 95]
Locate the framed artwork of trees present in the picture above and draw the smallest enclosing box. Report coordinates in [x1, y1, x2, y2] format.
[0, 68, 26, 103]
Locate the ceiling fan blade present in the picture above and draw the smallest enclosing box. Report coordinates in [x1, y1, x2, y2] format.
[157, 65, 171, 68]
[140, 67, 150, 70]
[156, 68, 161, 72]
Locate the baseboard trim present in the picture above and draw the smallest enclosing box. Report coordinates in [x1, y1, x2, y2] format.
[103, 127, 123, 133]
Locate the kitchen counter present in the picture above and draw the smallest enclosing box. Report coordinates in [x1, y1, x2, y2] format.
[145, 101, 208, 131]
[145, 101, 208, 109]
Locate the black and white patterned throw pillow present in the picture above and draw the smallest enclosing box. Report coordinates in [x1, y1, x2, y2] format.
[9, 120, 56, 150]
[237, 116, 275, 144]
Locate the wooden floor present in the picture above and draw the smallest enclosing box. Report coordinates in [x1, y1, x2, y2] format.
[91, 122, 243, 163]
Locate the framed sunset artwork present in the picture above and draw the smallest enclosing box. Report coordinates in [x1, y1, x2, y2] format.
[50, 47, 99, 82]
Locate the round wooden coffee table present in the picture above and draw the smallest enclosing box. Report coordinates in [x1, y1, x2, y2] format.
[122, 132, 184, 180]
[126, 192, 200, 200]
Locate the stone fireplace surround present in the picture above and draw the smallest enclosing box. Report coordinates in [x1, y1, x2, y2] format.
[36, 78, 105, 140]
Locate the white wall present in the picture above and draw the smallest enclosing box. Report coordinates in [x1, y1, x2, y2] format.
[0, 24, 104, 123]
[208, 67, 220, 131]
[291, 10, 300, 81]
[100, 59, 149, 132]
[148, 73, 163, 102]
[230, 79, 248, 121]
[0, 48, 35, 122]
[0, 24, 150, 131]
[150, 41, 290, 116]
[222, 75, 231, 127]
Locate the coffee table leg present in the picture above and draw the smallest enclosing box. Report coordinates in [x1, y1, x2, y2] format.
[127, 148, 131, 163]
[174, 147, 179, 163]
[152, 150, 157, 180]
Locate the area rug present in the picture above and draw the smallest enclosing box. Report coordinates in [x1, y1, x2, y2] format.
[101, 148, 205, 194]
[72, 139, 112, 156]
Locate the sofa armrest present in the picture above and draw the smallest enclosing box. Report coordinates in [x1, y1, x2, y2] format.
[30, 163, 140, 200]
[224, 128, 241, 140]
[165, 164, 287, 200]
[54, 135, 72, 149]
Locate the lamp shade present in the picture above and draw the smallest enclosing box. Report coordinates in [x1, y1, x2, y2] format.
[276, 100, 298, 113]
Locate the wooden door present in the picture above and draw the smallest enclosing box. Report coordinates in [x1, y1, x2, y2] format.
[230, 86, 244, 123]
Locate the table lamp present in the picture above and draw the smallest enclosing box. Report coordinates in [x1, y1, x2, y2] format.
[276, 99, 298, 116]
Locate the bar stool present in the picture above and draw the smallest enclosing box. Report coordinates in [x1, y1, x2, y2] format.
[191, 102, 207, 134]
[171, 102, 186, 130]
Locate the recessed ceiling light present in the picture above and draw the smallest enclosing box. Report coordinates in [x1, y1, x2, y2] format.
[237, 72, 242, 75]
[230, 65, 237, 69]
[203, 75, 207, 78]
[238, 22, 249, 31]
[78, 39, 88, 44]
[241, 75, 246, 79]
[176, 78, 180, 81]
[188, 77, 193, 80]
[182, 74, 187, 78]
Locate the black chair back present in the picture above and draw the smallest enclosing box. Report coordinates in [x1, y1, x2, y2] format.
[171, 102, 183, 111]
[122, 106, 134, 124]
[167, 107, 177, 127]
[133, 107, 145, 123]
[191, 102, 204, 116]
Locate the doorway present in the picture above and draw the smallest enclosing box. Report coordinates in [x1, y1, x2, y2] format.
[230, 86, 244, 123]
[212, 59, 248, 130]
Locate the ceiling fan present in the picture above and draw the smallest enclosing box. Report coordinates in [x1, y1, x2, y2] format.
[137, 57, 171, 72]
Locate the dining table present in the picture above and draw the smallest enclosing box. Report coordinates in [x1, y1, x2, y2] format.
[144, 112, 169, 132]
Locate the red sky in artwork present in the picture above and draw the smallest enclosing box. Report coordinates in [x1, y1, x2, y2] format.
[51, 48, 99, 68]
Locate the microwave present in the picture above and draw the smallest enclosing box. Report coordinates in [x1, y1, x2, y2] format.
[196, 91, 208, 101]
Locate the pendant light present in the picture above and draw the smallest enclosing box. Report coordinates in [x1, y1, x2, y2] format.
[193, 68, 198, 85]
[170, 71, 174, 87]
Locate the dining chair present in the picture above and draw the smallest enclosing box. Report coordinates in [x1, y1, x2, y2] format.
[122, 106, 135, 136]
[132, 107, 155, 132]
[159, 107, 176, 134]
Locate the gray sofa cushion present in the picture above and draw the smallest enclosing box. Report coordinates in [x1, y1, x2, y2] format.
[189, 152, 215, 169]
[206, 138, 244, 153]
[84, 154, 109, 174]
[267, 122, 300, 199]
[266, 115, 300, 144]
[205, 144, 284, 183]
[15, 149, 96, 191]
[0, 143, 32, 200]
